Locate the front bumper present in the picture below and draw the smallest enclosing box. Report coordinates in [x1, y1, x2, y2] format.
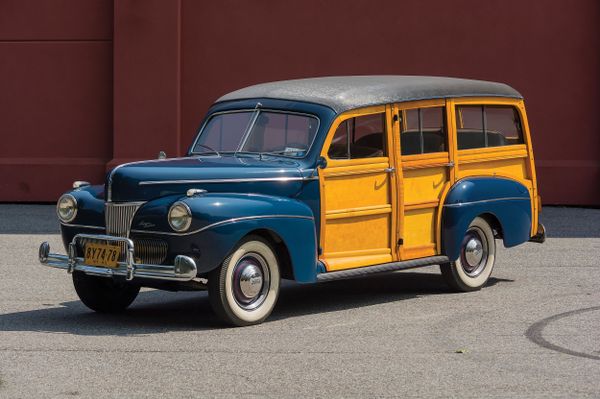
[38, 233, 197, 282]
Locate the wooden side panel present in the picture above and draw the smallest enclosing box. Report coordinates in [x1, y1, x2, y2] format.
[401, 166, 448, 258]
[322, 166, 393, 271]
[324, 165, 390, 210]
[458, 158, 530, 184]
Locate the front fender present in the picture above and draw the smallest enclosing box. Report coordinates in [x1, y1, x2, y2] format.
[132, 193, 318, 282]
[441, 177, 532, 261]
[59, 185, 106, 250]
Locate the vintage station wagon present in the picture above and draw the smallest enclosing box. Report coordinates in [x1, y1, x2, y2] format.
[39, 76, 545, 326]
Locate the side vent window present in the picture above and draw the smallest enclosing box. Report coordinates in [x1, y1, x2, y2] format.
[400, 106, 447, 155]
[328, 113, 386, 159]
[456, 105, 524, 150]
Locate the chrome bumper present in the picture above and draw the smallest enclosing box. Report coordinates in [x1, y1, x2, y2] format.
[38, 234, 197, 282]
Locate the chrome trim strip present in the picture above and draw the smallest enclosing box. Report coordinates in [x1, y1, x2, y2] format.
[106, 157, 195, 202]
[443, 197, 530, 208]
[138, 176, 317, 185]
[131, 214, 315, 236]
[60, 223, 105, 230]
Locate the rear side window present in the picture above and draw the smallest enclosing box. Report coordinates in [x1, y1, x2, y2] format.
[456, 105, 524, 150]
[400, 107, 447, 155]
[328, 113, 386, 159]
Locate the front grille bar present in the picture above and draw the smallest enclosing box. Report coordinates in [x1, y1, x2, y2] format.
[105, 202, 144, 237]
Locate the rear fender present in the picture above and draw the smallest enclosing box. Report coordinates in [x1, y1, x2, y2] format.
[441, 177, 532, 261]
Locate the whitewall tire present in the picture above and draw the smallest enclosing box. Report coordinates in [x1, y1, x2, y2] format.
[440, 217, 496, 292]
[208, 236, 280, 326]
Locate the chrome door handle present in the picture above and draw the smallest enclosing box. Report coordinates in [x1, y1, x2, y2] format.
[384, 167, 395, 173]
[445, 161, 455, 167]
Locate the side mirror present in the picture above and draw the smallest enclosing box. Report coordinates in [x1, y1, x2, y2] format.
[316, 156, 327, 169]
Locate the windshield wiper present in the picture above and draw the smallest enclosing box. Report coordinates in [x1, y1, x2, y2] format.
[229, 151, 262, 158]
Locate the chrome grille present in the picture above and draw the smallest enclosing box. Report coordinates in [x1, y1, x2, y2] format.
[133, 239, 168, 264]
[105, 202, 144, 237]
[78, 238, 168, 265]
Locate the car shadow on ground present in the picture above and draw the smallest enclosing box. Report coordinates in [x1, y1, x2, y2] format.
[0, 271, 512, 335]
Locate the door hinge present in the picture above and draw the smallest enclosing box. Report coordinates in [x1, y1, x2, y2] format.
[397, 238, 403, 246]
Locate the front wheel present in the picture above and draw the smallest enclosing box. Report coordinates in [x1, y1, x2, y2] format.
[72, 271, 140, 313]
[440, 217, 496, 292]
[208, 236, 280, 327]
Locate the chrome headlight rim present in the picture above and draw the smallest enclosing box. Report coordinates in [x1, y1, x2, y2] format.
[168, 201, 192, 232]
[56, 194, 78, 223]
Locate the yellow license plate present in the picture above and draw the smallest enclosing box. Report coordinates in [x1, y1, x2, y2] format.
[84, 242, 121, 268]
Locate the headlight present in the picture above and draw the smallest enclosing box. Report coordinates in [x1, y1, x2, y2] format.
[168, 202, 192, 232]
[56, 194, 77, 223]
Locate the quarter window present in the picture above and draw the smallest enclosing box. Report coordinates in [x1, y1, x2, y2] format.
[400, 106, 447, 155]
[328, 113, 386, 159]
[456, 105, 524, 150]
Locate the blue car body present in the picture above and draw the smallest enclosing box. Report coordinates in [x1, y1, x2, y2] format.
[54, 79, 542, 286]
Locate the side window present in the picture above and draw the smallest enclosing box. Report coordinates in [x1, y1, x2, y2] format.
[486, 106, 524, 146]
[456, 105, 524, 150]
[400, 106, 447, 155]
[327, 113, 386, 159]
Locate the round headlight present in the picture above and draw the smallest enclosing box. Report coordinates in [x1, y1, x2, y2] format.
[168, 202, 192, 232]
[57, 194, 77, 223]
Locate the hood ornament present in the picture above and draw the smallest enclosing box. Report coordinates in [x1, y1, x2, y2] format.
[158, 151, 167, 160]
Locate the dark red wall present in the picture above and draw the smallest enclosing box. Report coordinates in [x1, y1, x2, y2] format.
[1, 0, 599, 205]
[0, 0, 113, 202]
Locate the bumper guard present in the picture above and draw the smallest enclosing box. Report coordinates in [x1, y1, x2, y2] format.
[38, 234, 197, 282]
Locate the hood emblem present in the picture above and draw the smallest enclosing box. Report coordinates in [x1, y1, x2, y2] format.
[138, 221, 155, 229]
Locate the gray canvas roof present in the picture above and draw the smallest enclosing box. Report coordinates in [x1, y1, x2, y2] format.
[216, 76, 522, 113]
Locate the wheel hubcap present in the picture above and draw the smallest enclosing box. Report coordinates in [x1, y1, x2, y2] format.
[231, 253, 270, 310]
[239, 264, 263, 299]
[460, 228, 488, 277]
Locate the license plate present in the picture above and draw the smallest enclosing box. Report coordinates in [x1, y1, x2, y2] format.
[84, 242, 121, 268]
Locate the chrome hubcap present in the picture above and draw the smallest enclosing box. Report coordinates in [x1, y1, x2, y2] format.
[231, 253, 270, 310]
[460, 228, 488, 277]
[464, 237, 484, 266]
[239, 264, 263, 299]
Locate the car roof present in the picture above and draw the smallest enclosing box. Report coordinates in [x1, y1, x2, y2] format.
[216, 76, 522, 113]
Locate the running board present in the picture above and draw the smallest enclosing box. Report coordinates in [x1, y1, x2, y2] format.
[316, 255, 450, 282]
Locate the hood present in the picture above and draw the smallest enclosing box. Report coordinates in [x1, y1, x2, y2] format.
[107, 156, 306, 202]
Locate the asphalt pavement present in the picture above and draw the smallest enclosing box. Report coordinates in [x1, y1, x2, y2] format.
[0, 205, 598, 398]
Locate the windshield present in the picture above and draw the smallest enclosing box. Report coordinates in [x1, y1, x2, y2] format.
[191, 110, 319, 158]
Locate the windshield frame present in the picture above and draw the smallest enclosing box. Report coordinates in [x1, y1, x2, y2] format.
[189, 108, 321, 159]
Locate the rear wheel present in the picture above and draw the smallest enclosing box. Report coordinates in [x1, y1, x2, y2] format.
[208, 236, 280, 327]
[72, 271, 140, 313]
[440, 217, 496, 292]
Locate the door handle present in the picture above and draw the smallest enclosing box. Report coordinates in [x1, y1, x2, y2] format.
[384, 167, 395, 173]
[445, 161, 455, 167]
